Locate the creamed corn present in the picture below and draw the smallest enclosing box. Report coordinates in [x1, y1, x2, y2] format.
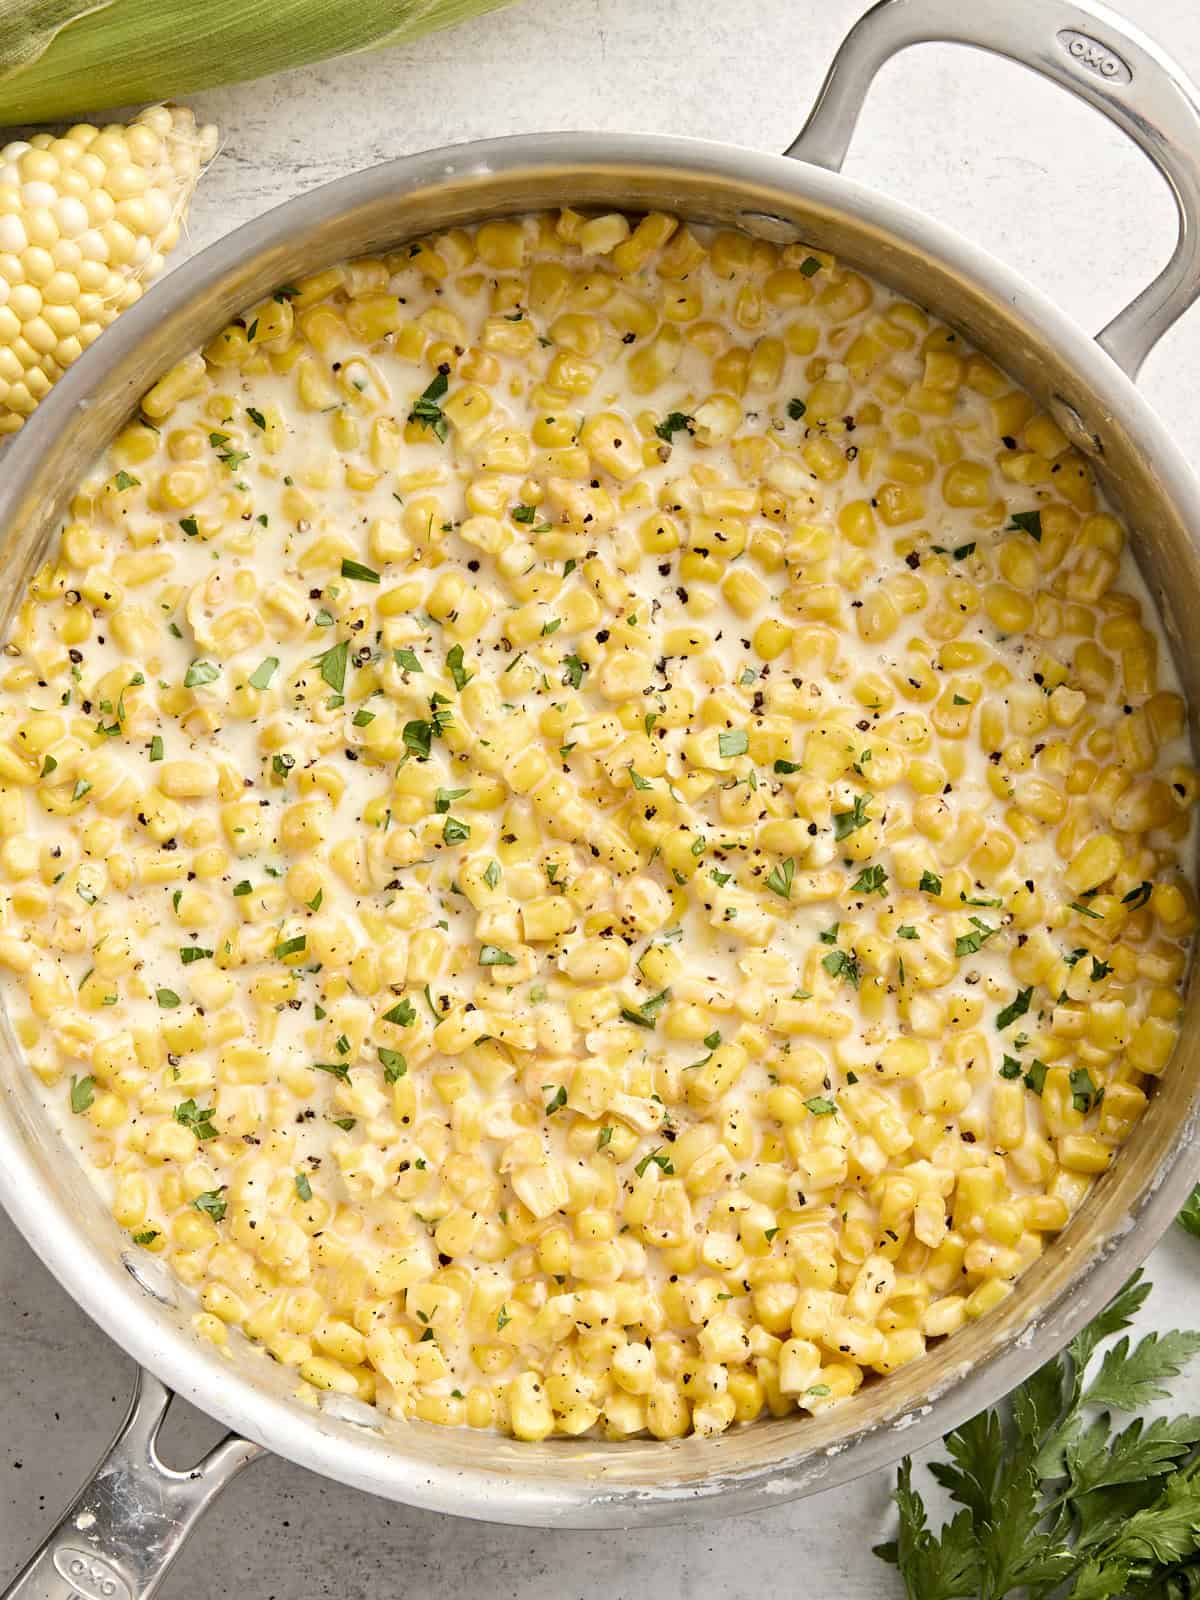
[0, 208, 1194, 1442]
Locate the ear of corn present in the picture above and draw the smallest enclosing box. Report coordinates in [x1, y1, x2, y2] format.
[0, 104, 217, 434]
[0, 0, 517, 123]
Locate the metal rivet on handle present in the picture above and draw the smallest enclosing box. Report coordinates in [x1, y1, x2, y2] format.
[120, 1249, 178, 1307]
[318, 1391, 385, 1431]
[738, 211, 805, 243]
[1049, 395, 1105, 458]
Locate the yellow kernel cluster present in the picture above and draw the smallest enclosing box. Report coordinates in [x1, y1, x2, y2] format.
[0, 105, 217, 433]
[0, 208, 1193, 1443]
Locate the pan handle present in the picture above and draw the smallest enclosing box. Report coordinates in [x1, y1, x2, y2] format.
[785, 0, 1200, 378]
[0, 1368, 261, 1600]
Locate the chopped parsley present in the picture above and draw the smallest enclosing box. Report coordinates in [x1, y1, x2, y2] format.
[341, 558, 380, 583]
[248, 656, 279, 690]
[479, 945, 517, 966]
[955, 918, 999, 957]
[192, 1188, 228, 1222]
[174, 1099, 218, 1140]
[620, 989, 671, 1029]
[317, 639, 349, 694]
[822, 948, 861, 988]
[408, 371, 449, 441]
[379, 1048, 407, 1082]
[442, 815, 471, 845]
[766, 857, 795, 899]
[634, 1148, 675, 1177]
[654, 411, 694, 442]
[446, 643, 472, 691]
[833, 793, 872, 840]
[183, 659, 220, 689]
[1007, 509, 1043, 541]
[996, 985, 1034, 1031]
[851, 864, 887, 896]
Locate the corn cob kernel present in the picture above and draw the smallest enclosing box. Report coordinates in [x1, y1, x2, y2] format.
[0, 103, 217, 434]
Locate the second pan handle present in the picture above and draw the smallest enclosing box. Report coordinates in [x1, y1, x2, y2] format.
[0, 1369, 260, 1600]
[785, 0, 1200, 378]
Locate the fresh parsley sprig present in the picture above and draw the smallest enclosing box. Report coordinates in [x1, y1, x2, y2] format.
[875, 1268, 1200, 1599]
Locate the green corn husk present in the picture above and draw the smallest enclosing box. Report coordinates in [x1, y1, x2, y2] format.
[0, 0, 517, 123]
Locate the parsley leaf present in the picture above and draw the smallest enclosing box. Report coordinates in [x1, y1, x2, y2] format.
[408, 371, 449, 441]
[317, 639, 349, 694]
[183, 659, 219, 689]
[620, 989, 671, 1029]
[403, 719, 433, 759]
[821, 949, 860, 988]
[446, 643, 472, 691]
[996, 986, 1033, 1031]
[341, 558, 380, 584]
[479, 944, 517, 966]
[193, 1188, 228, 1221]
[833, 793, 872, 840]
[563, 654, 586, 689]
[1180, 1186, 1200, 1240]
[248, 656, 279, 690]
[851, 864, 887, 896]
[955, 919, 998, 957]
[174, 1098, 218, 1140]
[874, 1269, 1200, 1600]
[1007, 510, 1043, 542]
[654, 411, 694, 442]
[766, 857, 795, 899]
[634, 1147, 674, 1177]
[379, 1048, 407, 1082]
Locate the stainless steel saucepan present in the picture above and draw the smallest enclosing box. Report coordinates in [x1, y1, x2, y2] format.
[2, 0, 1200, 1592]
